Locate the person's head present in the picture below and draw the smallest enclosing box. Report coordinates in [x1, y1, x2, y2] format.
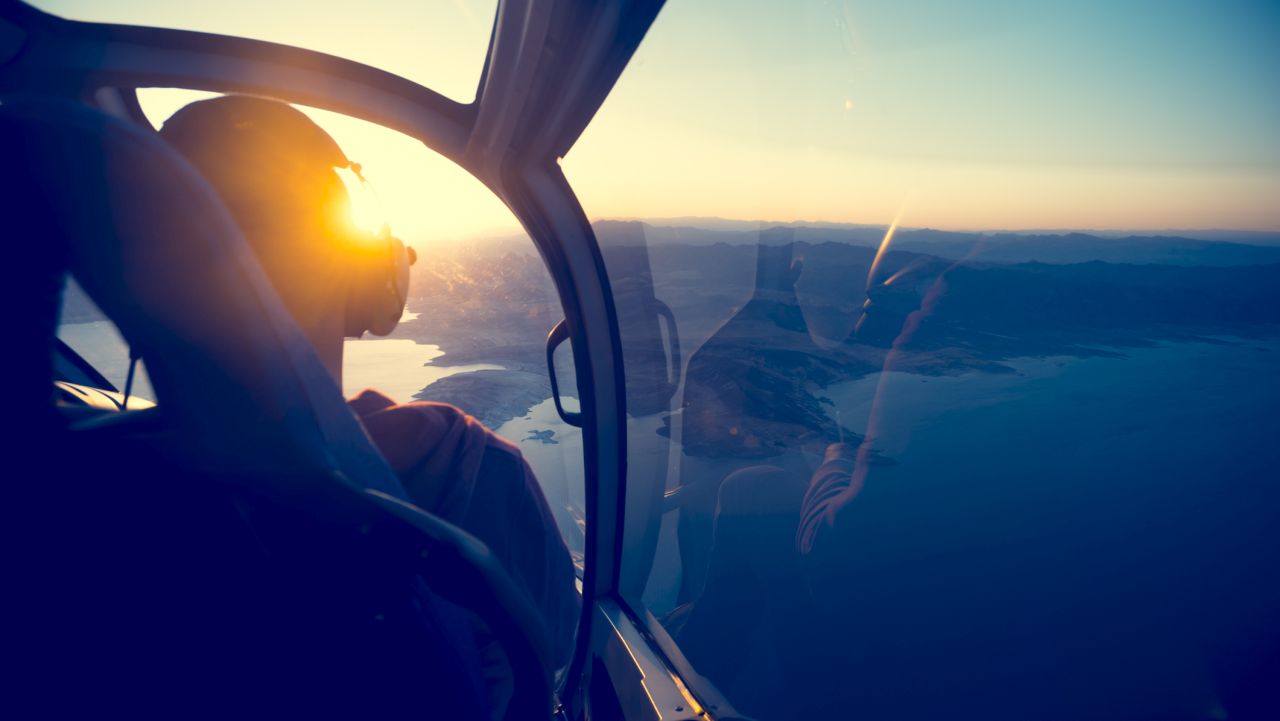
[159, 95, 413, 373]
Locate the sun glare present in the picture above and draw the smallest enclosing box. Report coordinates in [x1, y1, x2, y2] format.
[137, 88, 524, 246]
[334, 166, 387, 236]
[865, 201, 907, 291]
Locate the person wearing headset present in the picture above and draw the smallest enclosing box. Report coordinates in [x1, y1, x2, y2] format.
[159, 96, 579, 705]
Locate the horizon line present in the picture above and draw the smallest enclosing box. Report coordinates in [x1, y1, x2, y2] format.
[591, 215, 1280, 236]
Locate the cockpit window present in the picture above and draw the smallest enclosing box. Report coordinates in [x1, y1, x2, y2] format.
[566, 1, 1280, 720]
[144, 92, 589, 571]
[144, 92, 587, 574]
[29, 0, 497, 102]
[58, 277, 154, 402]
[61, 89, 588, 670]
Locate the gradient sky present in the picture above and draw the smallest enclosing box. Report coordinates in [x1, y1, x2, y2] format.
[567, 0, 1280, 232]
[37, 0, 1280, 236]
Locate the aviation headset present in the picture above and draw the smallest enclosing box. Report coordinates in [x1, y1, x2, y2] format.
[158, 95, 416, 338]
[340, 163, 417, 337]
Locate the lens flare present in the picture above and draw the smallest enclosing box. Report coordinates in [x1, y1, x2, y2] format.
[843, 238, 988, 508]
[866, 201, 908, 292]
[335, 165, 388, 235]
[881, 257, 929, 287]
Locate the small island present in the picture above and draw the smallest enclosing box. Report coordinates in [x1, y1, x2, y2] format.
[525, 429, 558, 445]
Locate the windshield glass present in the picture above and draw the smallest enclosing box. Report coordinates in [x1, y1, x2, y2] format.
[57, 278, 154, 401]
[134, 89, 583, 571]
[565, 2, 1280, 720]
[29, 0, 495, 102]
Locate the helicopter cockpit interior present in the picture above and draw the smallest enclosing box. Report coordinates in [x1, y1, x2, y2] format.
[4, 1, 688, 718]
[6, 0, 1280, 720]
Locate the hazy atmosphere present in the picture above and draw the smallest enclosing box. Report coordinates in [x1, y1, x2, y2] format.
[40, 0, 1280, 237]
[33, 1, 1280, 719]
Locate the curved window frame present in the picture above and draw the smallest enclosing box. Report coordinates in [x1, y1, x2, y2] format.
[0, 2, 705, 716]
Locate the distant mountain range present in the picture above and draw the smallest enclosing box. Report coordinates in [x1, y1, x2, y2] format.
[590, 220, 1280, 459]
[592, 219, 1280, 267]
[605, 216, 1280, 246]
[55, 218, 1280, 460]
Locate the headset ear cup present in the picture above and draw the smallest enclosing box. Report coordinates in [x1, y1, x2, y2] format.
[365, 236, 411, 336]
[343, 231, 412, 338]
[342, 230, 380, 337]
[342, 256, 374, 338]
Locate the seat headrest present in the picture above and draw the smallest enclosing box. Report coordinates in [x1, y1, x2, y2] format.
[1, 95, 405, 498]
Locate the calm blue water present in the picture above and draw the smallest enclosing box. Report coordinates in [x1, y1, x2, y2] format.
[658, 336, 1280, 721]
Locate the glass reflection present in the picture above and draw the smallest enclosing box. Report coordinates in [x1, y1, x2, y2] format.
[600, 219, 1280, 721]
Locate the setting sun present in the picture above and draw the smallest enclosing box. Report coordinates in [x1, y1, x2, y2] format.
[334, 166, 387, 236]
[139, 88, 524, 247]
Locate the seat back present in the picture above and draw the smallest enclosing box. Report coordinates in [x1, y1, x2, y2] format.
[3, 94, 405, 495]
[1, 95, 552, 719]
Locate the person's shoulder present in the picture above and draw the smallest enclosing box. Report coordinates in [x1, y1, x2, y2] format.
[348, 388, 397, 417]
[350, 391, 465, 425]
[405, 400, 503, 439]
[378, 398, 520, 447]
[397, 399, 471, 425]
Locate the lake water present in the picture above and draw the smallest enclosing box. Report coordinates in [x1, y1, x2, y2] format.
[819, 337, 1280, 485]
[342, 338, 501, 403]
[495, 397, 587, 557]
[636, 335, 1280, 614]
